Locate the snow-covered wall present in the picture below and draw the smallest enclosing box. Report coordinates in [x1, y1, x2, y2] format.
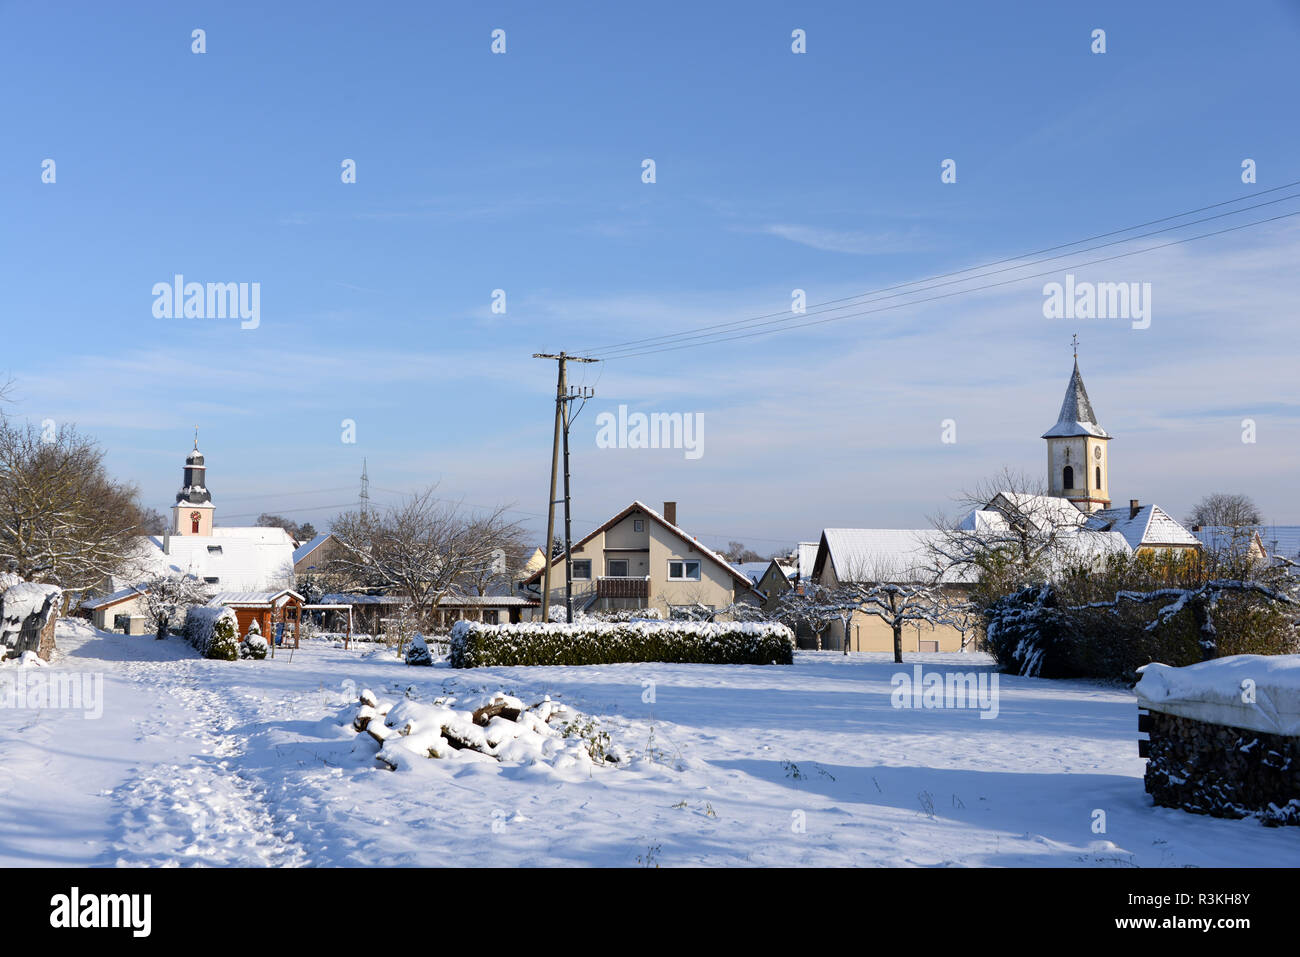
[1138, 655, 1300, 825]
[1136, 655, 1300, 737]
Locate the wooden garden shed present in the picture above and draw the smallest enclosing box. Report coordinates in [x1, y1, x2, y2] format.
[209, 589, 305, 649]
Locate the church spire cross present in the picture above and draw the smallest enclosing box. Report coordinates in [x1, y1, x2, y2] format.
[193, 425, 199, 450]
[1071, 333, 1079, 360]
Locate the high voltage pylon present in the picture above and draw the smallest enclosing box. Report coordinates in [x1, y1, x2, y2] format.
[533, 351, 597, 622]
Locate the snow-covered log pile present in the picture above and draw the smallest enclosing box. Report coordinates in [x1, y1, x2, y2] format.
[1137, 655, 1300, 825]
[351, 688, 623, 771]
[449, 619, 795, 668]
[0, 578, 62, 662]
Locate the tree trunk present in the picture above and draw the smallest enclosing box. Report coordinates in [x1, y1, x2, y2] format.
[842, 616, 851, 655]
[893, 623, 903, 664]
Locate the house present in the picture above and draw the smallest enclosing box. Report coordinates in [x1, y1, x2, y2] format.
[293, 533, 341, 577]
[810, 528, 975, 652]
[82, 437, 296, 634]
[520, 500, 762, 618]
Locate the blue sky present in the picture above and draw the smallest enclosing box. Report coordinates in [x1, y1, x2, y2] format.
[2, 0, 1298, 553]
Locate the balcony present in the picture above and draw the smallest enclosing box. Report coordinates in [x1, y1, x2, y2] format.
[596, 576, 649, 600]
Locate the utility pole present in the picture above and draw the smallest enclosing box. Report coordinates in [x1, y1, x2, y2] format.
[533, 352, 597, 622]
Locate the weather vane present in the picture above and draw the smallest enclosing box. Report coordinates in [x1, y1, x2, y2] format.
[1071, 333, 1079, 359]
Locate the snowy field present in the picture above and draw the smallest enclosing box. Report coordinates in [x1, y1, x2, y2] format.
[2, 620, 1298, 868]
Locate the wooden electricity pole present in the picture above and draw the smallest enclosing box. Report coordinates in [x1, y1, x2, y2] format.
[533, 352, 596, 622]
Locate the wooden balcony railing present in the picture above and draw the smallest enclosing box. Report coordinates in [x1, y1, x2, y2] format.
[596, 576, 650, 600]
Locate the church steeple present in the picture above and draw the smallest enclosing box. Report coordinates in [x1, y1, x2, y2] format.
[172, 430, 216, 535]
[1043, 341, 1111, 513]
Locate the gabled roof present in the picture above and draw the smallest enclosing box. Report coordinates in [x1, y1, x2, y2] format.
[1085, 504, 1200, 550]
[984, 492, 1090, 532]
[814, 528, 975, 585]
[521, 500, 756, 590]
[1042, 358, 1110, 439]
[292, 532, 333, 566]
[208, 589, 304, 607]
[81, 585, 148, 611]
[117, 528, 296, 593]
[730, 561, 772, 586]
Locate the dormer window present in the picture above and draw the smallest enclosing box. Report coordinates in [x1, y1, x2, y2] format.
[207, 545, 222, 554]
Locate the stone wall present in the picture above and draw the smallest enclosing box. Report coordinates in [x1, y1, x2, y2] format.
[1144, 709, 1300, 826]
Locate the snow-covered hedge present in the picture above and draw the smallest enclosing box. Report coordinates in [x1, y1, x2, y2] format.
[449, 619, 794, 668]
[184, 606, 241, 661]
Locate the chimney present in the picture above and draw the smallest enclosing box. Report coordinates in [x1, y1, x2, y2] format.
[663, 501, 677, 525]
[1129, 499, 1140, 520]
[163, 527, 171, 555]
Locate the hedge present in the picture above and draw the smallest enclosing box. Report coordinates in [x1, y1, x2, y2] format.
[449, 619, 795, 668]
[184, 606, 241, 661]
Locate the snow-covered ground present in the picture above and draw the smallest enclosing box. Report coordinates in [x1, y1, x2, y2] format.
[2, 619, 1297, 867]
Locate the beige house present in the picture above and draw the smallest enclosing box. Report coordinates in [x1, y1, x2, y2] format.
[521, 501, 761, 618]
[811, 528, 975, 653]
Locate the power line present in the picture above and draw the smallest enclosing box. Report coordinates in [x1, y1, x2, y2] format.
[583, 183, 1300, 360]
[595, 207, 1300, 361]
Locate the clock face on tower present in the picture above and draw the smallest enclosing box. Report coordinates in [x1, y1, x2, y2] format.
[1094, 446, 1102, 460]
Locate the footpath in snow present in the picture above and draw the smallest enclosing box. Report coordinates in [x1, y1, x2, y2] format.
[1, 620, 1297, 867]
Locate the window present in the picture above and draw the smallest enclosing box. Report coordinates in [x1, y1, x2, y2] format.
[483, 610, 499, 625]
[607, 559, 629, 577]
[572, 560, 591, 579]
[668, 560, 701, 580]
[1096, 466, 1102, 489]
[633, 519, 644, 532]
[204, 577, 219, 585]
[1062, 465, 1074, 490]
[207, 545, 223, 554]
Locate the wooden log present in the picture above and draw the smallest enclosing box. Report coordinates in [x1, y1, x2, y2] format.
[472, 701, 522, 726]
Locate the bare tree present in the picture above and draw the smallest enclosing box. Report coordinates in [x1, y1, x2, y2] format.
[0, 420, 146, 601]
[774, 584, 838, 651]
[327, 487, 525, 629]
[838, 556, 950, 664]
[1184, 493, 1262, 530]
[928, 468, 1093, 605]
[139, 572, 210, 639]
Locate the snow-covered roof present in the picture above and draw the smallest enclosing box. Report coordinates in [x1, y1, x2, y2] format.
[117, 528, 295, 593]
[317, 592, 537, 607]
[795, 542, 818, 579]
[1085, 504, 1200, 550]
[1258, 526, 1300, 562]
[816, 528, 974, 584]
[293, 532, 332, 566]
[208, 589, 304, 607]
[730, 561, 772, 586]
[1191, 526, 1264, 556]
[81, 585, 148, 610]
[985, 492, 1090, 531]
[1041, 359, 1110, 439]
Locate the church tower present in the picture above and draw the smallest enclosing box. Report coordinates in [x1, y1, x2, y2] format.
[172, 431, 216, 536]
[1042, 346, 1111, 513]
